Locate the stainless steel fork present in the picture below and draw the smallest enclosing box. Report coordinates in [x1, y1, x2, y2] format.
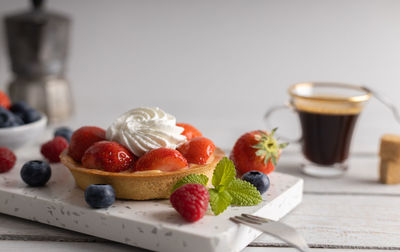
[230, 214, 310, 252]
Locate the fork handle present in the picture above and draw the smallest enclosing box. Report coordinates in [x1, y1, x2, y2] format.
[230, 217, 310, 252]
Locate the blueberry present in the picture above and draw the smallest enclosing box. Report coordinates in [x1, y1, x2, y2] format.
[22, 108, 41, 124]
[85, 184, 115, 209]
[10, 101, 30, 115]
[241, 171, 270, 194]
[10, 101, 41, 124]
[11, 114, 24, 126]
[54, 127, 73, 142]
[0, 107, 23, 128]
[20, 160, 51, 187]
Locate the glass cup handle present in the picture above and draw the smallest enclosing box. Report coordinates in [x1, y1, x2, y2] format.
[364, 85, 400, 125]
[263, 103, 302, 144]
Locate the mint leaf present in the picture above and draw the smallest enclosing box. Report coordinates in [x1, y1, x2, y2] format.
[209, 188, 232, 215]
[171, 158, 263, 217]
[226, 179, 262, 206]
[212, 157, 236, 188]
[171, 174, 209, 193]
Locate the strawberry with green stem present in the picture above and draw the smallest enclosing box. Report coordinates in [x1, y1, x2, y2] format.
[230, 128, 288, 177]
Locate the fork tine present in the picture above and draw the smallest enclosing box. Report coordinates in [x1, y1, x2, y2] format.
[229, 217, 246, 225]
[238, 214, 265, 224]
[242, 213, 272, 223]
[231, 216, 261, 225]
[229, 217, 248, 225]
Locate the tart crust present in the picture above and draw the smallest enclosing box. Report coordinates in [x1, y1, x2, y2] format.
[60, 148, 225, 200]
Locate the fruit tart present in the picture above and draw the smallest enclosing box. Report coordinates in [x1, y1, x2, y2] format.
[60, 107, 224, 200]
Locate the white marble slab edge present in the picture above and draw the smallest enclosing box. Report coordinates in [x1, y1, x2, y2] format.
[0, 162, 303, 252]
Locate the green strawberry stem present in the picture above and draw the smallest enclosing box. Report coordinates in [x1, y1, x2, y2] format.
[252, 128, 288, 165]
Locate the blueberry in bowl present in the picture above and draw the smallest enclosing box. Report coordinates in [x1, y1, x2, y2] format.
[10, 101, 42, 124]
[0, 102, 47, 149]
[0, 107, 24, 127]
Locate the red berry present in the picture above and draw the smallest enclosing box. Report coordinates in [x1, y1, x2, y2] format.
[230, 129, 286, 176]
[135, 148, 188, 172]
[176, 123, 202, 141]
[170, 183, 209, 222]
[0, 147, 16, 173]
[82, 141, 136, 172]
[0, 91, 11, 109]
[177, 137, 215, 164]
[41, 136, 69, 163]
[68, 126, 106, 162]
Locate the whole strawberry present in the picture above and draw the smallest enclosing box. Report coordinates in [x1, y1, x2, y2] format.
[0, 147, 16, 173]
[170, 183, 209, 222]
[41, 136, 69, 163]
[230, 128, 287, 176]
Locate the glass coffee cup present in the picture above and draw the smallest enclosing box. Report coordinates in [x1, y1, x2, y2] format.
[265, 82, 372, 178]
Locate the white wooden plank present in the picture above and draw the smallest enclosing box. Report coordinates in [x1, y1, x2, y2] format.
[0, 241, 388, 252]
[277, 152, 400, 195]
[254, 194, 400, 249]
[244, 249, 386, 252]
[0, 241, 146, 252]
[0, 213, 101, 242]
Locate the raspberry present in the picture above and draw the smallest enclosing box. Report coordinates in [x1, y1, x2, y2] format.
[170, 183, 209, 222]
[0, 147, 16, 173]
[40, 136, 69, 163]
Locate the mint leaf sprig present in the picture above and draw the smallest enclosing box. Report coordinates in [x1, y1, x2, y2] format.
[171, 157, 262, 215]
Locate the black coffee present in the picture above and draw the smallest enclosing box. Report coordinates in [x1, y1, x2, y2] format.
[298, 110, 359, 165]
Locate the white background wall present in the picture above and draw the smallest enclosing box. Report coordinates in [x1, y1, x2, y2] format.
[0, 0, 399, 152]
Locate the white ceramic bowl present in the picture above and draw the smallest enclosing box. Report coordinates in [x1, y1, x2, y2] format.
[0, 113, 47, 149]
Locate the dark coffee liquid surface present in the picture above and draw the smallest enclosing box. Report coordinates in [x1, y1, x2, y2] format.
[298, 110, 359, 165]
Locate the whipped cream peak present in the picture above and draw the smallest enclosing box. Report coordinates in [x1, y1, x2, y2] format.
[106, 107, 187, 156]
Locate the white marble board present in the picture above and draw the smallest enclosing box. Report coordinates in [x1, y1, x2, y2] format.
[0, 145, 303, 252]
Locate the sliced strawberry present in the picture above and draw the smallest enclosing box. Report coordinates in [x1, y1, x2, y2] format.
[82, 141, 136, 172]
[230, 129, 287, 176]
[177, 137, 215, 165]
[176, 123, 202, 141]
[68, 126, 106, 162]
[135, 148, 188, 172]
[0, 91, 11, 109]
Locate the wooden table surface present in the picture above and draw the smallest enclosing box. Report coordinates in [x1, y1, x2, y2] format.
[1, 147, 399, 252]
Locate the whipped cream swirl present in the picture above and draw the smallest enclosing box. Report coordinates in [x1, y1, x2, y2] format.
[106, 107, 187, 156]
